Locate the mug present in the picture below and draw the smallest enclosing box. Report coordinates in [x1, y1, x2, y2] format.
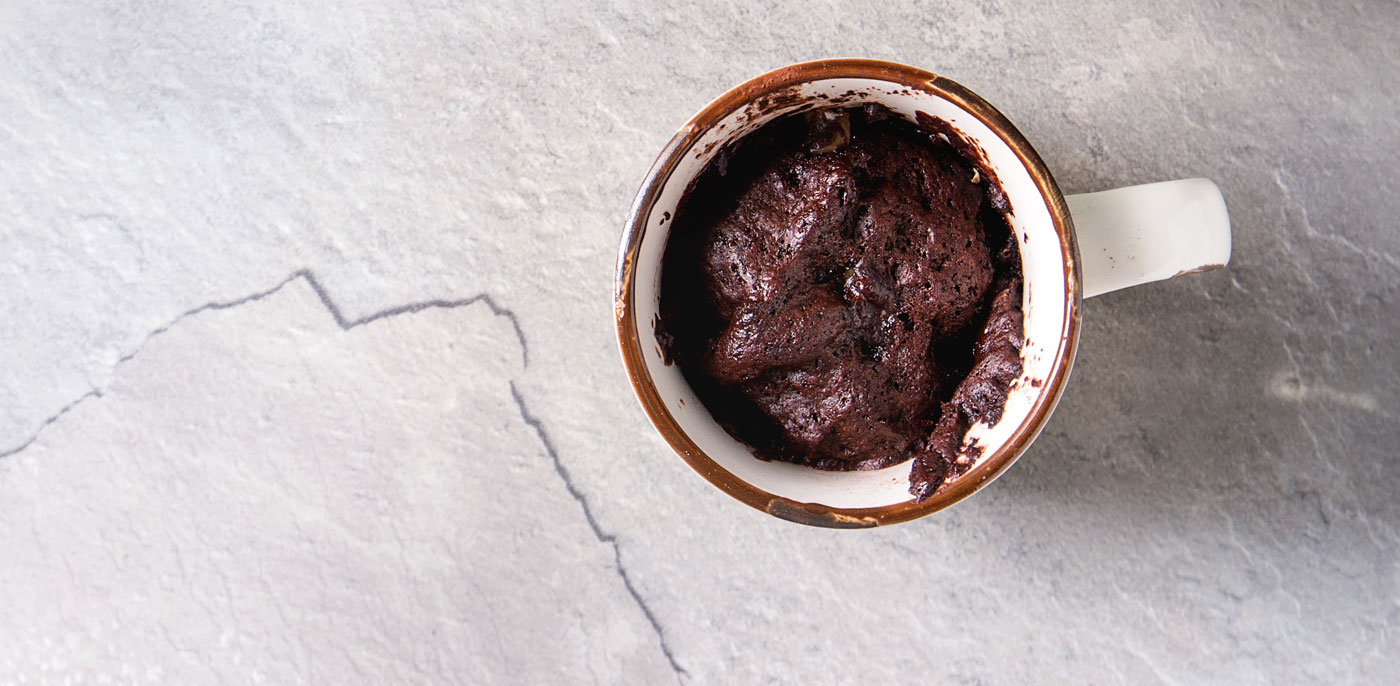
[614, 59, 1230, 528]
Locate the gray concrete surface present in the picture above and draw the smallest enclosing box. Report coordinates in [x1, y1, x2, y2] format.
[2, 1, 1397, 683]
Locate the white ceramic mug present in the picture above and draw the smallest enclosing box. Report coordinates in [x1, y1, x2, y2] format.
[615, 59, 1230, 528]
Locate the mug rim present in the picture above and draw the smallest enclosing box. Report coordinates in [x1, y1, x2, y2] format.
[615, 58, 1082, 528]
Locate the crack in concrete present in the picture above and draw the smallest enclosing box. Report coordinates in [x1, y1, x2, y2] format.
[0, 389, 104, 460]
[1, 268, 685, 682]
[290, 270, 528, 362]
[2, 269, 528, 460]
[509, 382, 688, 682]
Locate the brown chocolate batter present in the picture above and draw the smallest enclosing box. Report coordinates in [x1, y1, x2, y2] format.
[658, 104, 1023, 501]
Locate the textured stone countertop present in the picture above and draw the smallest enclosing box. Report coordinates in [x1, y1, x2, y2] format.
[2, 2, 1397, 684]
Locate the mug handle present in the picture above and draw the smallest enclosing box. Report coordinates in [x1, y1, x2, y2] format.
[1066, 178, 1232, 298]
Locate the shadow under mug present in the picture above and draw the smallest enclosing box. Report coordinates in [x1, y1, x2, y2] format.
[615, 59, 1230, 528]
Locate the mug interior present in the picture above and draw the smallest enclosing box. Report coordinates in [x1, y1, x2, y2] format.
[624, 67, 1075, 520]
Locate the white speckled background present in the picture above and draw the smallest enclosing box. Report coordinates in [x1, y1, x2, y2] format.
[2, 1, 1396, 683]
